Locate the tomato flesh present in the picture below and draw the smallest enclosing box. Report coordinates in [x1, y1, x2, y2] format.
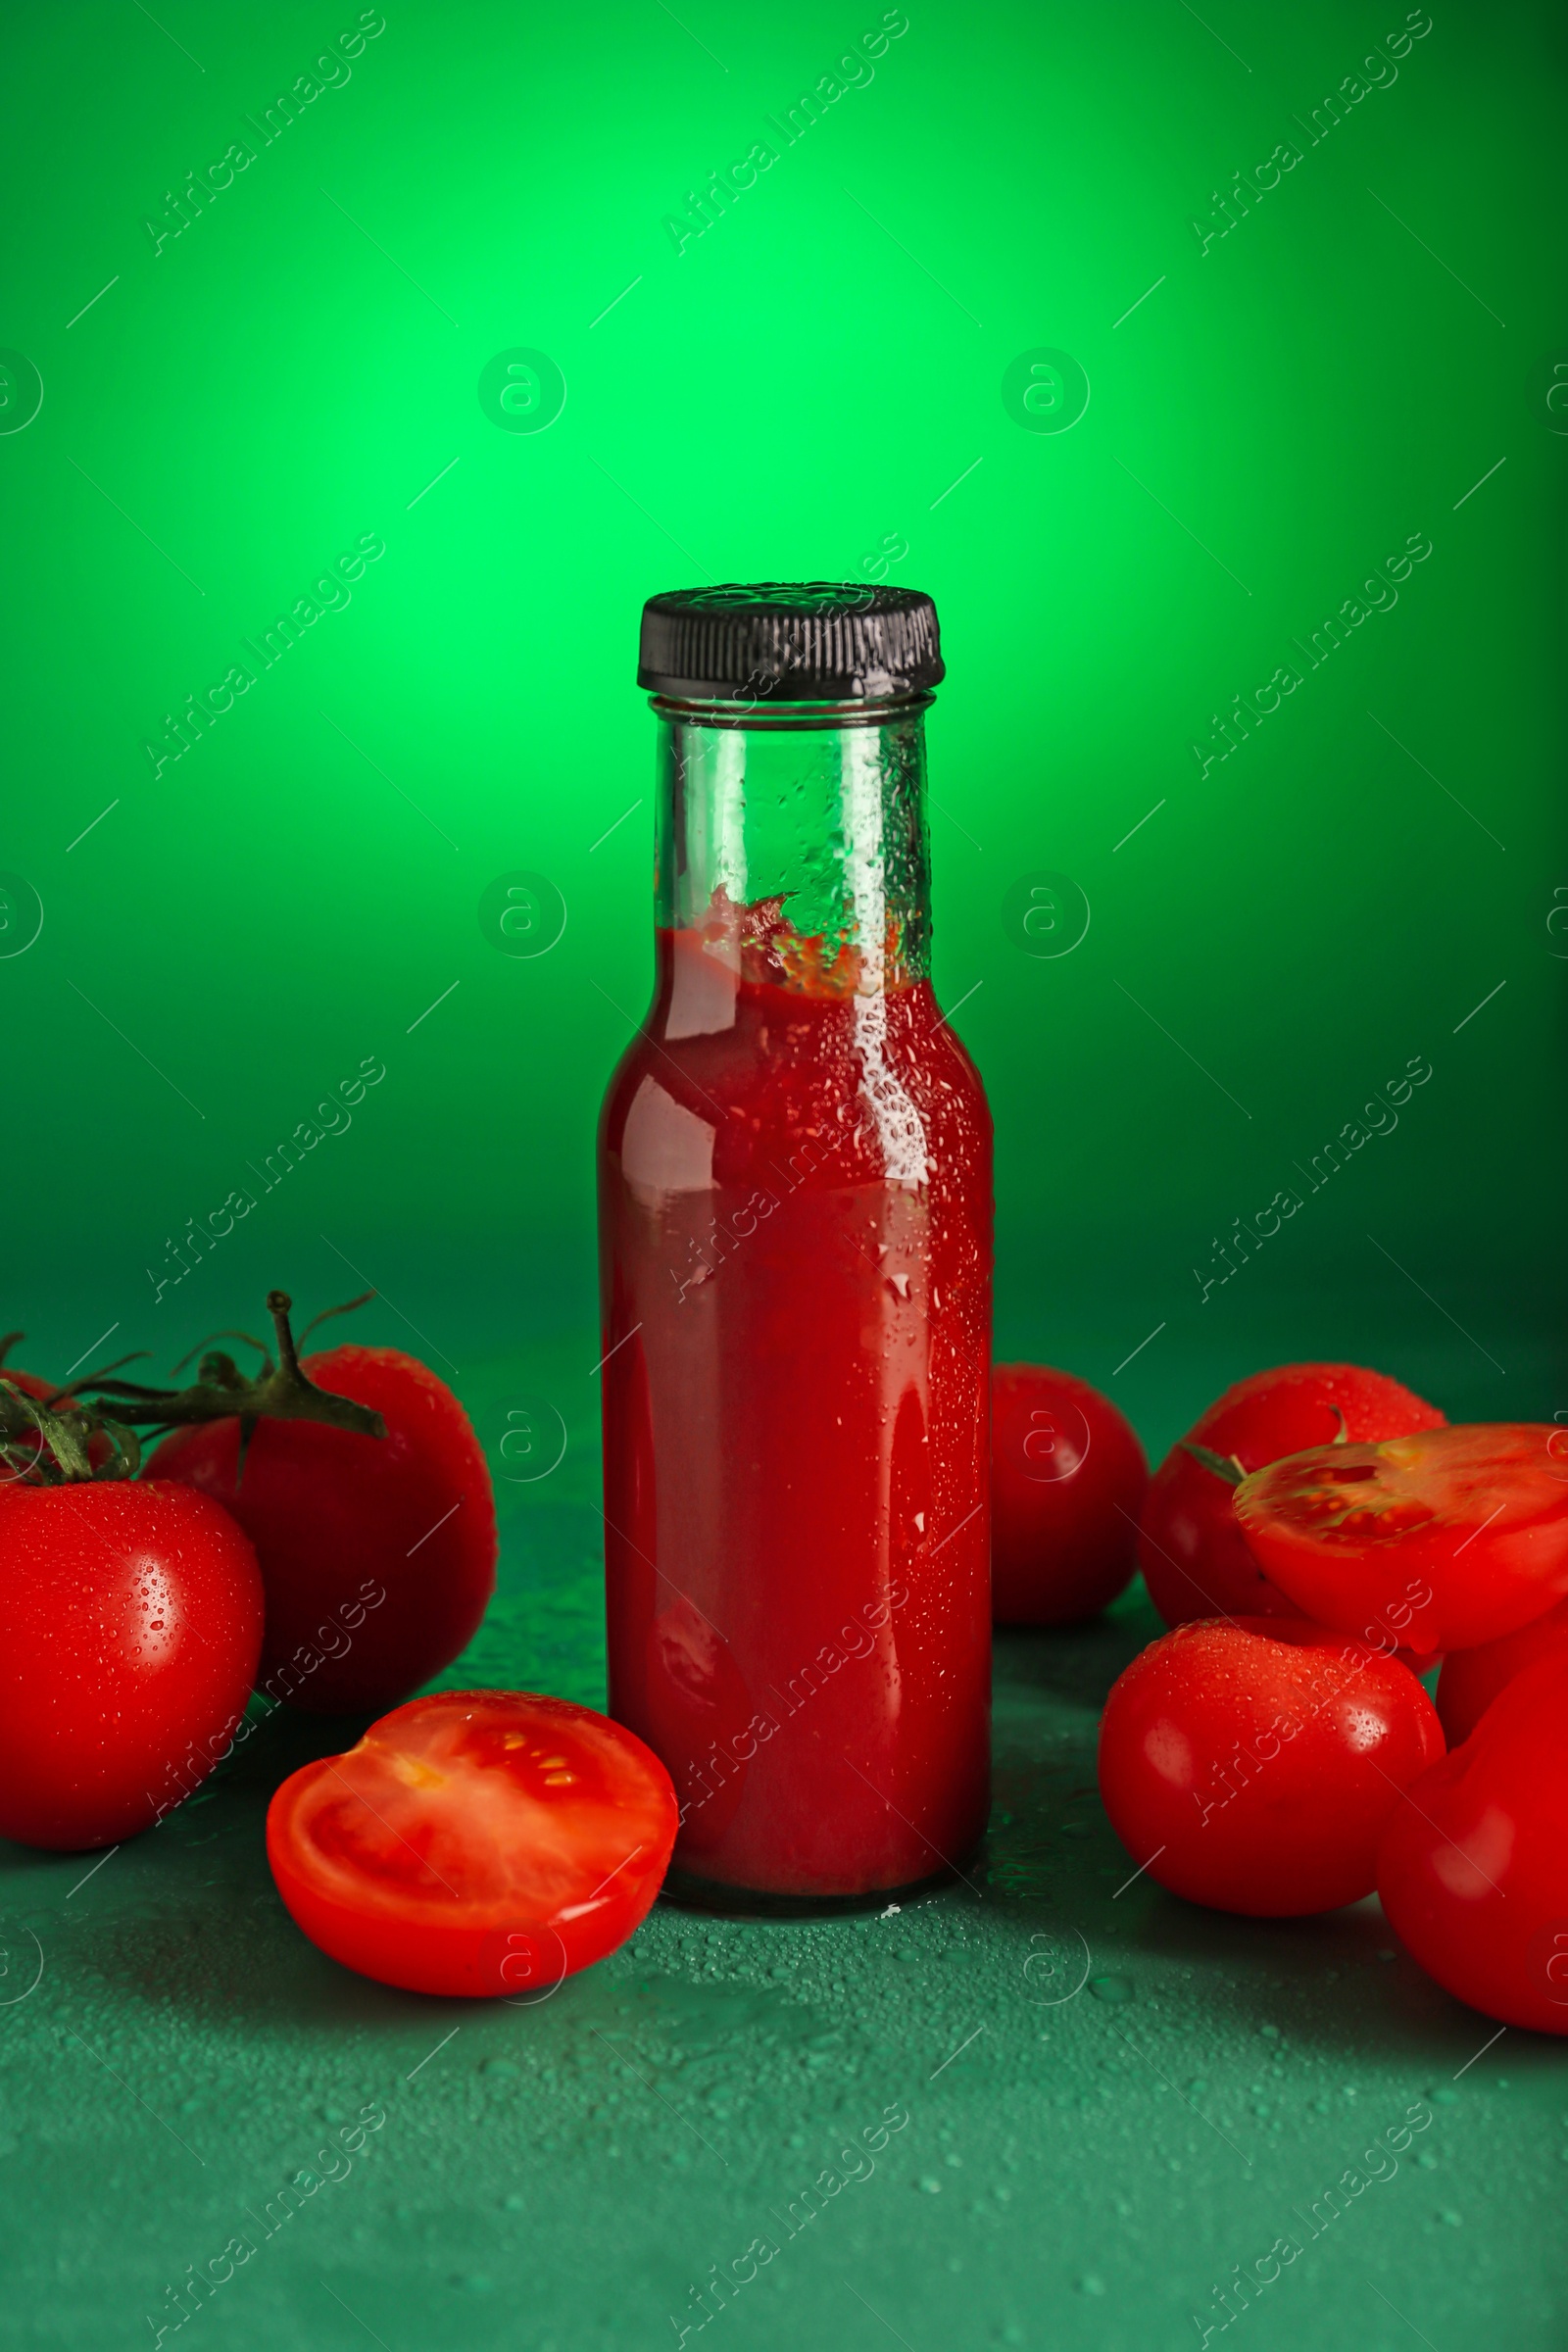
[991, 1365, 1148, 1625]
[1379, 1650, 1568, 2034]
[1234, 1424, 1568, 1652]
[1098, 1616, 1444, 1916]
[1138, 1362, 1446, 1627]
[267, 1690, 678, 1996]
[149, 1345, 497, 1713]
[0, 1480, 263, 1848]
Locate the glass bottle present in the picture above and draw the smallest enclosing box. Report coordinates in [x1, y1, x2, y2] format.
[597, 585, 992, 1904]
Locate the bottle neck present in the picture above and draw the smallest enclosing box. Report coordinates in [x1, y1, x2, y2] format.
[652, 698, 932, 1030]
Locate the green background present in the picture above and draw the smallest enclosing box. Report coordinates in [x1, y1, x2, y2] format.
[1, 1, 1565, 2345]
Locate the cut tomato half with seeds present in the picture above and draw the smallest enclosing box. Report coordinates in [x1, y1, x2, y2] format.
[1233, 1424, 1568, 1653]
[1136, 1361, 1446, 1629]
[267, 1690, 677, 1997]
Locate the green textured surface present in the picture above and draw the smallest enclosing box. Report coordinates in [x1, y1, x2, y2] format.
[3, 1355, 1565, 2350]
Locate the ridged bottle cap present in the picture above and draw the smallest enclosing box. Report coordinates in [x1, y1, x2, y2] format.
[638, 583, 943, 703]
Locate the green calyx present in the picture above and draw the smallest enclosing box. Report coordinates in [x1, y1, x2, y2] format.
[0, 1380, 142, 1488]
[1183, 1407, 1351, 1494]
[13, 1290, 386, 1488]
[1183, 1442, 1248, 1487]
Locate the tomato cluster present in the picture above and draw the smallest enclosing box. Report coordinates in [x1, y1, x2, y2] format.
[1015, 1354, 1568, 2034]
[10, 1307, 1565, 2026]
[0, 1295, 677, 2000]
[992, 1352, 1568, 2032]
[0, 1306, 498, 1851]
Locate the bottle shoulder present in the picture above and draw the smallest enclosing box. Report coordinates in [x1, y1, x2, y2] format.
[600, 980, 990, 1194]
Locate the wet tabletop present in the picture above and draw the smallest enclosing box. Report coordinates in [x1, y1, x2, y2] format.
[1, 1357, 1563, 2352]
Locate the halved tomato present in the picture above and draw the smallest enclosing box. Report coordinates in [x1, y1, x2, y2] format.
[267, 1690, 677, 1997]
[1137, 1362, 1446, 1627]
[1234, 1425, 1568, 1654]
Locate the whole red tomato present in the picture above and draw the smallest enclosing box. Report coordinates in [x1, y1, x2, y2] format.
[0, 1481, 263, 1848]
[1138, 1363, 1447, 1627]
[1098, 1616, 1443, 1916]
[1379, 1650, 1568, 2033]
[148, 1346, 496, 1714]
[992, 1365, 1148, 1624]
[1234, 1424, 1568, 1653]
[1437, 1595, 1568, 1746]
[269, 1690, 677, 1996]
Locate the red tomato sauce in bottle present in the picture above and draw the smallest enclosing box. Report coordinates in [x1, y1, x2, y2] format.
[598, 587, 992, 1903]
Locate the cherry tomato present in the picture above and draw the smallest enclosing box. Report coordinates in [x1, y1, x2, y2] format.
[268, 1690, 677, 1997]
[1098, 1616, 1443, 1916]
[1436, 1594, 1568, 1746]
[1234, 1424, 1568, 1653]
[0, 1481, 263, 1848]
[149, 1346, 497, 1714]
[991, 1365, 1148, 1625]
[1379, 1650, 1568, 2033]
[1138, 1363, 1446, 1627]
